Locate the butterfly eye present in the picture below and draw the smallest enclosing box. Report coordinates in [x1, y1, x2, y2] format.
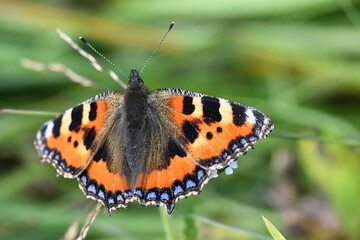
[138, 77, 145, 86]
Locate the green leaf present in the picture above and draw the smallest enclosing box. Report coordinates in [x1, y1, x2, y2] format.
[262, 216, 286, 240]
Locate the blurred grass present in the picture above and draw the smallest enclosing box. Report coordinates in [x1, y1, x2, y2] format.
[0, 0, 359, 239]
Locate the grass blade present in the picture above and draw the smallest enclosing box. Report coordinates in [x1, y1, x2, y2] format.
[262, 216, 286, 240]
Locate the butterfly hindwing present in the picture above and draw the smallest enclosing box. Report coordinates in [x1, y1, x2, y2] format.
[75, 96, 210, 213]
[78, 141, 131, 211]
[134, 151, 210, 213]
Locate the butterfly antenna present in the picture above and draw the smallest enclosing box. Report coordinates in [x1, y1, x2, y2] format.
[139, 22, 174, 75]
[79, 37, 128, 79]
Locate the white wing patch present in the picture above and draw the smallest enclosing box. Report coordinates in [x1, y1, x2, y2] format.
[245, 108, 257, 124]
[44, 121, 54, 138]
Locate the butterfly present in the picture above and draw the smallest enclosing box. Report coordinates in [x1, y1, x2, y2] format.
[34, 28, 274, 215]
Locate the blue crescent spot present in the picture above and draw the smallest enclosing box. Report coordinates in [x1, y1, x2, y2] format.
[146, 192, 157, 200]
[98, 189, 105, 199]
[197, 170, 204, 181]
[160, 192, 170, 201]
[186, 180, 196, 189]
[108, 197, 115, 205]
[249, 136, 257, 142]
[135, 190, 143, 197]
[124, 191, 133, 198]
[49, 150, 55, 157]
[231, 143, 238, 150]
[117, 194, 124, 202]
[80, 175, 87, 185]
[87, 184, 96, 194]
[173, 185, 184, 195]
[60, 161, 66, 168]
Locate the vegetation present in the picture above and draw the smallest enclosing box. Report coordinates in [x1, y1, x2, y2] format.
[0, 0, 359, 239]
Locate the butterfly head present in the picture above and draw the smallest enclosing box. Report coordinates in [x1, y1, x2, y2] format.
[127, 69, 146, 90]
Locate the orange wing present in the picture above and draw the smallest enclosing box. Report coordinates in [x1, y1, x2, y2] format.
[77, 141, 132, 211]
[77, 139, 209, 214]
[34, 91, 122, 178]
[119, 89, 273, 214]
[168, 96, 272, 169]
[154, 89, 274, 170]
[37, 89, 273, 215]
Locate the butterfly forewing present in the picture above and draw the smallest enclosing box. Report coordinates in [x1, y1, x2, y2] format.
[152, 88, 274, 170]
[34, 91, 122, 178]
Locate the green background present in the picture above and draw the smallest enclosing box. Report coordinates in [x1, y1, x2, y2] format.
[0, 0, 359, 239]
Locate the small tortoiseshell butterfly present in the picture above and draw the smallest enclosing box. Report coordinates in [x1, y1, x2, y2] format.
[34, 25, 274, 214]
